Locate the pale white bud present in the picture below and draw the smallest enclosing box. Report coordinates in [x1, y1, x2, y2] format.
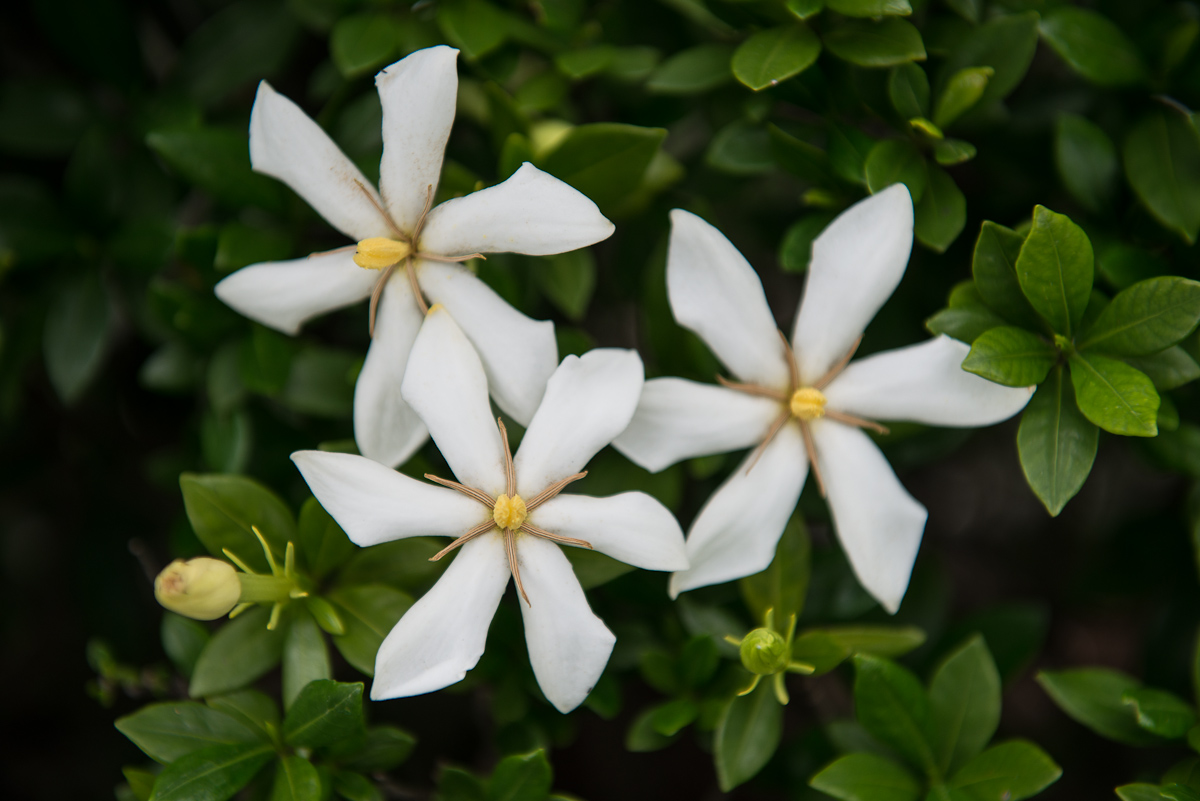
[154, 557, 240, 620]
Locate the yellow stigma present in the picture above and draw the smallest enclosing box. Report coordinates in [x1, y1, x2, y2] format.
[493, 494, 528, 531]
[789, 387, 827, 420]
[354, 237, 411, 270]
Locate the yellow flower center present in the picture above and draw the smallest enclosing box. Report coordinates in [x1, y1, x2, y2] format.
[789, 387, 826, 420]
[354, 237, 411, 270]
[493, 493, 528, 531]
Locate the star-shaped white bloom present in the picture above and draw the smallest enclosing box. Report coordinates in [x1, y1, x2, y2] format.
[292, 307, 687, 712]
[216, 46, 614, 468]
[613, 185, 1033, 613]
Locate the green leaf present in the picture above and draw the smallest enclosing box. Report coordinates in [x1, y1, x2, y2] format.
[1116, 784, 1169, 801]
[930, 636, 1001, 775]
[829, 122, 876, 185]
[116, 701, 263, 763]
[962, 327, 1056, 388]
[626, 707, 678, 752]
[915, 165, 966, 253]
[821, 626, 927, 658]
[731, 24, 821, 91]
[175, 0, 299, 107]
[297, 497, 355, 581]
[940, 12, 1039, 110]
[149, 742, 274, 801]
[826, 0, 912, 17]
[563, 547, 635, 589]
[270, 755, 322, 801]
[44, 271, 114, 404]
[680, 635, 721, 689]
[853, 655, 938, 776]
[1037, 668, 1164, 746]
[933, 68, 991, 130]
[336, 537, 446, 591]
[1125, 347, 1200, 391]
[330, 584, 413, 675]
[539, 123, 665, 211]
[1015, 206, 1093, 337]
[1165, 784, 1200, 801]
[555, 46, 615, 79]
[714, 679, 783, 791]
[971, 222, 1039, 330]
[437, 0, 509, 60]
[1124, 108, 1200, 244]
[824, 18, 926, 68]
[1079, 278, 1200, 356]
[769, 124, 837, 186]
[279, 345, 358, 419]
[488, 750, 553, 801]
[1096, 243, 1171, 292]
[787, 0, 825, 20]
[1017, 367, 1097, 516]
[283, 680, 365, 750]
[1069, 352, 1159, 437]
[0, 80, 91, 157]
[791, 631, 852, 675]
[649, 699, 700, 737]
[707, 121, 773, 175]
[332, 771, 382, 801]
[1122, 688, 1197, 739]
[933, 139, 976, 166]
[330, 14, 398, 79]
[888, 63, 930, 120]
[190, 607, 285, 698]
[162, 613, 210, 678]
[943, 0, 980, 24]
[336, 725, 417, 772]
[179, 473, 296, 572]
[810, 753, 921, 801]
[740, 512, 810, 626]
[147, 128, 283, 210]
[865, 140, 926, 202]
[646, 44, 734, 95]
[779, 213, 835, 273]
[282, 608, 331, 711]
[948, 740, 1061, 801]
[1039, 8, 1148, 87]
[206, 689, 280, 738]
[925, 308, 1002, 344]
[1054, 114, 1118, 215]
[533, 248, 596, 322]
[124, 767, 157, 801]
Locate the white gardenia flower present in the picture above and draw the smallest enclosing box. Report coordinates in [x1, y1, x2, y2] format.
[292, 307, 687, 712]
[612, 185, 1033, 613]
[216, 45, 614, 468]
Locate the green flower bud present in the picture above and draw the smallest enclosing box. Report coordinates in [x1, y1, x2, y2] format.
[739, 627, 789, 675]
[154, 557, 240, 620]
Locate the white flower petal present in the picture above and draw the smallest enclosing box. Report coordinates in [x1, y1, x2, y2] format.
[612, 377, 780, 473]
[418, 261, 557, 425]
[214, 250, 377, 336]
[249, 81, 392, 241]
[792, 184, 914, 384]
[810, 420, 927, 614]
[512, 349, 644, 498]
[290, 450, 487, 546]
[529, 492, 688, 571]
[516, 536, 615, 712]
[418, 163, 614, 257]
[354, 278, 428, 467]
[371, 535, 510, 699]
[666, 209, 790, 388]
[377, 46, 458, 233]
[823, 335, 1034, 426]
[669, 423, 808, 598]
[401, 307, 507, 496]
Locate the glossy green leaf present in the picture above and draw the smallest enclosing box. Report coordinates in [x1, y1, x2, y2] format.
[1069, 352, 1158, 437]
[115, 701, 263, 763]
[930, 636, 1001, 774]
[1116, 784, 1168, 801]
[646, 44, 734, 95]
[1079, 277, 1200, 356]
[332, 771, 382, 801]
[539, 123, 665, 211]
[206, 690, 280, 738]
[1015, 206, 1093, 337]
[934, 139, 976, 166]
[336, 538, 445, 591]
[534, 248, 596, 321]
[1164, 784, 1200, 801]
[962, 327, 1056, 388]
[147, 128, 282, 210]
[926, 306, 1004, 344]
[828, 122, 875, 185]
[769, 124, 837, 186]
[824, 18, 926, 68]
[330, 584, 413, 675]
[865, 140, 926, 202]
[948, 740, 1061, 801]
[1124, 109, 1200, 244]
[740, 512, 810, 626]
[297, 497, 354, 581]
[779, 213, 835, 273]
[626, 706, 678, 752]
[283, 680, 365, 749]
[933, 67, 991, 130]
[821, 627, 927, 659]
[888, 62, 929, 120]
[1054, 114, 1117, 215]
[179, 473, 295, 572]
[715, 680, 783, 791]
[707, 121, 772, 175]
[124, 767, 157, 801]
[270, 755, 321, 801]
[1017, 367, 1097, 516]
[437, 0, 509, 60]
[162, 613, 210, 679]
[1037, 668, 1164, 746]
[282, 608, 331, 711]
[915, 165, 966, 253]
[278, 345, 357, 419]
[1039, 8, 1148, 87]
[189, 607, 285, 698]
[971, 222, 1040, 331]
[854, 655, 938, 775]
[330, 14, 398, 78]
[1122, 687, 1197, 739]
[44, 271, 114, 404]
[488, 749, 552, 801]
[649, 698, 700, 737]
[827, 0, 911, 16]
[940, 12, 1039, 109]
[731, 24, 821, 91]
[943, 0, 980, 24]
[810, 753, 921, 801]
[336, 726, 417, 772]
[149, 742, 274, 801]
[787, 0, 824, 19]
[1125, 347, 1200, 391]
